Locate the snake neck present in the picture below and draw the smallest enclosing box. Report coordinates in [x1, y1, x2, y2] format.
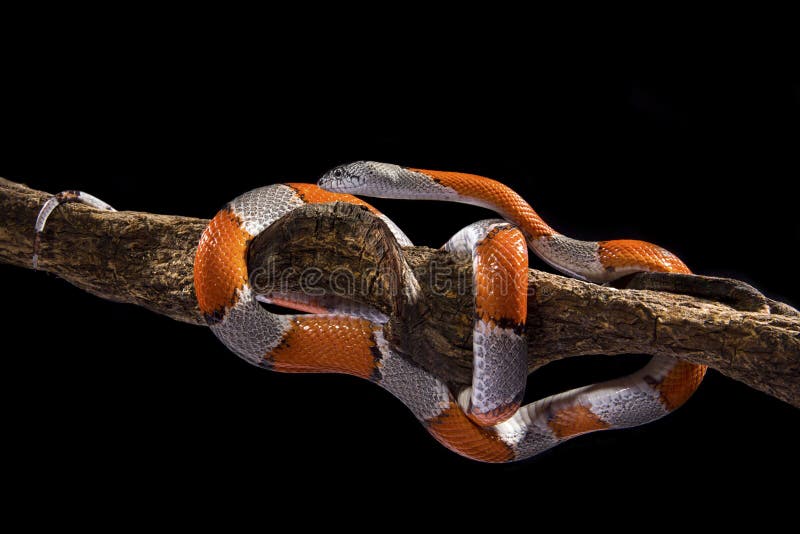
[406, 168, 559, 241]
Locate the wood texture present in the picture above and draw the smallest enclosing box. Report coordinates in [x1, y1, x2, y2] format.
[2, 177, 798, 408]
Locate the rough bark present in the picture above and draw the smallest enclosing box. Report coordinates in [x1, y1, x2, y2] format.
[2, 177, 798, 408]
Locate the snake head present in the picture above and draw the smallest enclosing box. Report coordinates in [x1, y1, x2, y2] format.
[318, 161, 406, 197]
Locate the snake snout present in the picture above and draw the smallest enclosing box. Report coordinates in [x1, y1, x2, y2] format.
[319, 161, 368, 193]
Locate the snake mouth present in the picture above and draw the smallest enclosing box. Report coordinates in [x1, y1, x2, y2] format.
[317, 176, 344, 192]
[317, 170, 361, 193]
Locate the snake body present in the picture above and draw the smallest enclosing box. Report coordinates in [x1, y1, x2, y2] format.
[35, 165, 705, 462]
[189, 164, 706, 462]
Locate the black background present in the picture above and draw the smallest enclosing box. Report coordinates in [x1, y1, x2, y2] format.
[2, 55, 798, 510]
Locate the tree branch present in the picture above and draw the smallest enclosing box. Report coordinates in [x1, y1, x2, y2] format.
[1, 177, 207, 324]
[2, 177, 798, 408]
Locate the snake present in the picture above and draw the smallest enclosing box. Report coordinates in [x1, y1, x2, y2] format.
[34, 163, 706, 462]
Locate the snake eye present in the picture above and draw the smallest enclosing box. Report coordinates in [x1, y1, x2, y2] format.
[332, 168, 343, 179]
